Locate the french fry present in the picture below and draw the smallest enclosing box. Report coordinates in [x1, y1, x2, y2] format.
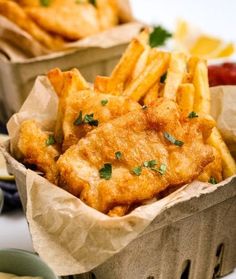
[123, 52, 170, 101]
[143, 82, 159, 105]
[131, 46, 150, 81]
[207, 128, 236, 178]
[107, 37, 145, 95]
[176, 83, 195, 113]
[94, 75, 110, 93]
[192, 59, 211, 114]
[163, 52, 187, 101]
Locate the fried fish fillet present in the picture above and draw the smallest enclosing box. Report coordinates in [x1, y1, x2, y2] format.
[17, 120, 60, 184]
[47, 68, 141, 152]
[57, 98, 215, 214]
[25, 3, 100, 40]
[0, 0, 64, 50]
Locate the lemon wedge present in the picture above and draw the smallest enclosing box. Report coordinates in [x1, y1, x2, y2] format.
[0, 134, 14, 181]
[175, 19, 235, 59]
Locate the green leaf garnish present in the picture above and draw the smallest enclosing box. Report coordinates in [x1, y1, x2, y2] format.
[149, 25, 172, 48]
[209, 176, 217, 184]
[157, 164, 167, 175]
[143, 160, 157, 168]
[115, 151, 122, 160]
[101, 99, 108, 106]
[40, 0, 50, 7]
[99, 163, 112, 180]
[83, 113, 99, 126]
[74, 111, 99, 126]
[188, 111, 199, 119]
[132, 166, 142, 176]
[74, 111, 83, 126]
[160, 72, 167, 83]
[46, 134, 55, 146]
[163, 132, 184, 147]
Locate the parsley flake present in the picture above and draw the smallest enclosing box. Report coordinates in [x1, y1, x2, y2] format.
[209, 176, 217, 185]
[101, 99, 108, 106]
[143, 160, 157, 168]
[163, 132, 184, 147]
[115, 151, 122, 160]
[40, 0, 50, 6]
[157, 164, 167, 175]
[132, 166, 142, 176]
[74, 111, 99, 127]
[99, 163, 112, 180]
[160, 72, 167, 83]
[149, 25, 172, 48]
[188, 111, 199, 119]
[46, 134, 55, 146]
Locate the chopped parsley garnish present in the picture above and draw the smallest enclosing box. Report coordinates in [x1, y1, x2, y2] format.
[83, 113, 99, 126]
[40, 0, 50, 6]
[143, 160, 157, 168]
[142, 105, 148, 110]
[157, 164, 167, 175]
[188, 111, 199, 119]
[101, 99, 108, 106]
[163, 132, 184, 147]
[115, 151, 122, 160]
[74, 111, 99, 126]
[132, 166, 142, 176]
[46, 134, 55, 146]
[209, 176, 217, 185]
[99, 163, 112, 180]
[149, 25, 172, 48]
[160, 72, 167, 83]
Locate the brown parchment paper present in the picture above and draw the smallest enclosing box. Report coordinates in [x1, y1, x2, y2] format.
[0, 0, 139, 62]
[3, 80, 236, 275]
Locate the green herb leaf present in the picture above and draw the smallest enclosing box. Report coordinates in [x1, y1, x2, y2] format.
[132, 166, 142, 176]
[74, 111, 83, 126]
[83, 113, 99, 126]
[149, 25, 172, 48]
[143, 160, 157, 168]
[163, 132, 184, 147]
[209, 176, 217, 184]
[157, 164, 167, 175]
[101, 99, 108, 106]
[188, 111, 199, 119]
[40, 0, 50, 6]
[160, 72, 167, 83]
[99, 163, 112, 180]
[46, 134, 55, 146]
[115, 151, 122, 160]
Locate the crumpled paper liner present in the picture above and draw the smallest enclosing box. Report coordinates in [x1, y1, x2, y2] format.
[2, 79, 236, 275]
[0, 0, 137, 61]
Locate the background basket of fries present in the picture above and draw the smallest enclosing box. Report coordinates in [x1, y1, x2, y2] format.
[1, 30, 236, 278]
[0, 0, 144, 123]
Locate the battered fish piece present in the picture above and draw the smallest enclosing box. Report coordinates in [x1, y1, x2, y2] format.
[17, 120, 60, 184]
[25, 4, 100, 40]
[0, 0, 64, 50]
[57, 98, 215, 214]
[48, 68, 141, 152]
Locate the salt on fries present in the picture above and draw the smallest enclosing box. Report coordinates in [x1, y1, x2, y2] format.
[95, 30, 236, 180]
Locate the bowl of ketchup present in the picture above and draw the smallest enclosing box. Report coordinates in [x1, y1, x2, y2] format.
[208, 62, 236, 86]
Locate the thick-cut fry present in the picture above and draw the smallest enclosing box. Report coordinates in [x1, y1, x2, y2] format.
[192, 59, 211, 114]
[131, 46, 150, 81]
[163, 52, 187, 100]
[207, 128, 236, 178]
[107, 38, 145, 95]
[176, 83, 195, 113]
[94, 75, 110, 93]
[187, 56, 199, 82]
[123, 52, 170, 101]
[143, 82, 159, 105]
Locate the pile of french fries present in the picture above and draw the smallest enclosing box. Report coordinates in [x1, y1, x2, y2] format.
[94, 29, 236, 180]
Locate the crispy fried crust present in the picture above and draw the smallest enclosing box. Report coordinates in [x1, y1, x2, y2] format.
[17, 120, 60, 184]
[0, 0, 64, 49]
[57, 98, 215, 214]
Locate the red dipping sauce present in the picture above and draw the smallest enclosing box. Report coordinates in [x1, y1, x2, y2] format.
[208, 62, 236, 87]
